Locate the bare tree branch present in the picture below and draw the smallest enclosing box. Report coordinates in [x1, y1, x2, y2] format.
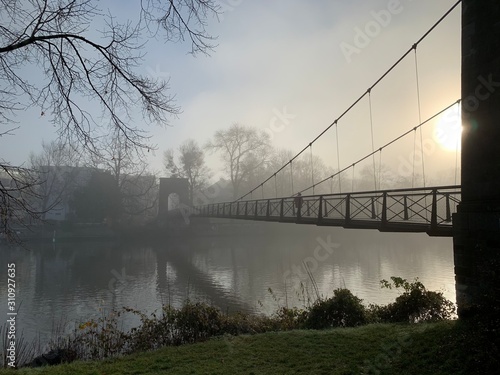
[206, 124, 271, 199]
[0, 0, 219, 241]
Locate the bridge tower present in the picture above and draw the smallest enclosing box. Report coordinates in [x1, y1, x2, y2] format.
[453, 1, 500, 318]
[158, 178, 190, 217]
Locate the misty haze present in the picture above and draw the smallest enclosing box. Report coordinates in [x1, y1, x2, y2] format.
[1, 0, 498, 374]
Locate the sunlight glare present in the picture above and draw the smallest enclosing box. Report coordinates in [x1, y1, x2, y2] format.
[434, 105, 462, 151]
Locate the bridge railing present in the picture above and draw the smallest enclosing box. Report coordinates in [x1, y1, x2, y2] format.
[194, 185, 461, 235]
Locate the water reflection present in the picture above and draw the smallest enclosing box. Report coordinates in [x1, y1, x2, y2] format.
[0, 222, 455, 346]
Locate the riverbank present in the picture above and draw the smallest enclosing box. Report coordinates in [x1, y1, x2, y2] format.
[0, 321, 495, 374]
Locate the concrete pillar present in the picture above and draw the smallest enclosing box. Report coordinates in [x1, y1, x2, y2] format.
[453, 1, 500, 318]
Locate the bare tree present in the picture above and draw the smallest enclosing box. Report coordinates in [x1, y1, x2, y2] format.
[206, 123, 271, 199]
[164, 139, 210, 203]
[0, 163, 40, 242]
[0, 0, 219, 238]
[90, 131, 158, 224]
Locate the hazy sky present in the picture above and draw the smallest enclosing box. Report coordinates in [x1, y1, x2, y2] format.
[2, 0, 461, 185]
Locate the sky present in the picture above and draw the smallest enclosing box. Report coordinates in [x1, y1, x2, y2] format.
[1, 0, 462, 186]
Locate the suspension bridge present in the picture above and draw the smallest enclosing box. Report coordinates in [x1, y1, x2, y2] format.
[192, 2, 463, 237]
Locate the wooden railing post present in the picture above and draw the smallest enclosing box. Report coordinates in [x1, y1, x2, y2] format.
[280, 199, 284, 220]
[266, 199, 270, 219]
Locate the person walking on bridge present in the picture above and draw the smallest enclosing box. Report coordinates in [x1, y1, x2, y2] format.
[294, 192, 303, 218]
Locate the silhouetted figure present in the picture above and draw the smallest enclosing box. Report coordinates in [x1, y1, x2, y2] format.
[294, 192, 303, 218]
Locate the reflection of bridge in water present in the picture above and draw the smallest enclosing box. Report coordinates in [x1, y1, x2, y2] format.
[155, 243, 256, 314]
[193, 186, 461, 237]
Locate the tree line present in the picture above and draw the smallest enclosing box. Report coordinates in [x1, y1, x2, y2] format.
[0, 0, 221, 241]
[164, 122, 440, 205]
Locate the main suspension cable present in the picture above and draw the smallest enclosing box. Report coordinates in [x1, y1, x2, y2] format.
[297, 100, 461, 195]
[234, 0, 461, 202]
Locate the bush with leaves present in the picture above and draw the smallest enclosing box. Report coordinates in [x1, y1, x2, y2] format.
[372, 277, 455, 323]
[76, 311, 129, 360]
[305, 289, 367, 329]
[174, 302, 225, 343]
[272, 307, 308, 330]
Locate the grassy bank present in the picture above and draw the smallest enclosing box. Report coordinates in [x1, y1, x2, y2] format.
[0, 320, 495, 375]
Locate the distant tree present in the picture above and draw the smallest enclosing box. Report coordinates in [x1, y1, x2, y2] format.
[254, 148, 337, 198]
[206, 124, 271, 199]
[0, 0, 219, 239]
[164, 139, 210, 203]
[89, 132, 158, 224]
[267, 148, 295, 197]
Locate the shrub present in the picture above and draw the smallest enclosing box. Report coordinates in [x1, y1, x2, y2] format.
[76, 310, 129, 360]
[223, 312, 277, 335]
[174, 302, 225, 343]
[373, 277, 455, 323]
[305, 289, 367, 329]
[273, 306, 308, 330]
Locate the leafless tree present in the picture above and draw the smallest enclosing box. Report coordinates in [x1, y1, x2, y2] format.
[90, 131, 158, 224]
[164, 139, 210, 203]
[0, 162, 40, 242]
[0, 0, 219, 238]
[206, 123, 271, 199]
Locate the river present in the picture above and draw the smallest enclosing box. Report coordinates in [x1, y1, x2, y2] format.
[0, 219, 456, 348]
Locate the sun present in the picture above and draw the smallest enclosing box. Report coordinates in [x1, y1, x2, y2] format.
[434, 105, 462, 151]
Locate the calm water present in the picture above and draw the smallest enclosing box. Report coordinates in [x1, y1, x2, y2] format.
[0, 220, 456, 346]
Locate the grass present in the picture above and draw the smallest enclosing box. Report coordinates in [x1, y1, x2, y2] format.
[0, 320, 495, 375]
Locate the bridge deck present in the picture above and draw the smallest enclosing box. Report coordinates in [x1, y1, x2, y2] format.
[193, 185, 460, 237]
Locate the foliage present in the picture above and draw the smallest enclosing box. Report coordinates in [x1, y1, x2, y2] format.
[72, 302, 278, 360]
[75, 311, 129, 360]
[13, 277, 458, 367]
[372, 276, 456, 323]
[7, 322, 495, 375]
[305, 288, 367, 329]
[272, 306, 308, 330]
